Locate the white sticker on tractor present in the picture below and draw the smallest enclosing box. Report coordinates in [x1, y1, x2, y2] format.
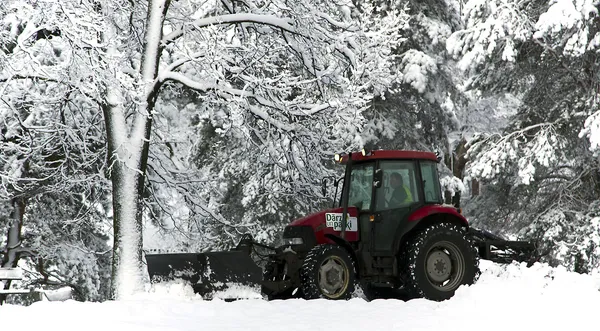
[325, 213, 358, 232]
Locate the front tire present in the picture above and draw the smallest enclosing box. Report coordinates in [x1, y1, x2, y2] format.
[300, 244, 355, 300]
[402, 222, 479, 301]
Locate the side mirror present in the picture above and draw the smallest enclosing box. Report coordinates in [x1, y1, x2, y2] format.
[322, 176, 337, 196]
[373, 169, 383, 188]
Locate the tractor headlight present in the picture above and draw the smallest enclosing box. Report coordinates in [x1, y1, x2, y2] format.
[283, 237, 304, 246]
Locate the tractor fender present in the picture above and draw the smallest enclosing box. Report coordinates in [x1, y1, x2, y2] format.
[407, 205, 468, 225]
[324, 233, 360, 278]
[393, 206, 470, 256]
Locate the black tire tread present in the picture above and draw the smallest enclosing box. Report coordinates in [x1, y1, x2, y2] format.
[300, 244, 356, 300]
[401, 222, 480, 301]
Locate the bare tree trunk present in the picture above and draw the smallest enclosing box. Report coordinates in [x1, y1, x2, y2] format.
[0, 197, 26, 305]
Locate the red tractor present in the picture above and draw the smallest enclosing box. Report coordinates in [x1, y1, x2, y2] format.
[146, 149, 535, 301]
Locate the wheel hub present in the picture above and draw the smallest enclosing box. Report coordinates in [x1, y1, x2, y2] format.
[423, 240, 466, 292]
[318, 257, 348, 297]
[326, 268, 341, 284]
[426, 250, 452, 283]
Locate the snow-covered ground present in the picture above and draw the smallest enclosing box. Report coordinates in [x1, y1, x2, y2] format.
[2, 260, 599, 331]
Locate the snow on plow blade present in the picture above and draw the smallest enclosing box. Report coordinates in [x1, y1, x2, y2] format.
[145, 251, 263, 299]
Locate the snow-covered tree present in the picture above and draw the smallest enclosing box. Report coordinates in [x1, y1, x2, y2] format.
[140, 1, 411, 252]
[448, 0, 600, 272]
[0, 0, 112, 301]
[3, 0, 408, 298]
[353, 0, 477, 201]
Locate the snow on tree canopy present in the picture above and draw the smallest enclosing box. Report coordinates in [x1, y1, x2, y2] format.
[581, 110, 600, 153]
[450, 0, 600, 275]
[533, 0, 598, 56]
[136, 0, 410, 255]
[400, 50, 437, 94]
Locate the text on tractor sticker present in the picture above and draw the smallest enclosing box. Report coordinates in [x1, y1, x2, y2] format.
[325, 213, 358, 232]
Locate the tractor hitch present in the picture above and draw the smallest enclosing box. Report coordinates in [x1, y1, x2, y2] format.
[469, 228, 538, 266]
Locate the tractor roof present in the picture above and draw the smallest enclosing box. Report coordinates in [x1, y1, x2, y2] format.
[338, 150, 439, 163]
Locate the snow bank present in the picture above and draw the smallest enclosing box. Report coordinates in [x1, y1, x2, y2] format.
[40, 287, 73, 302]
[129, 279, 204, 302]
[1, 261, 599, 331]
[209, 283, 263, 300]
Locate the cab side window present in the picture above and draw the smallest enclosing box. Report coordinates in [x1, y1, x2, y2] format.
[420, 161, 442, 203]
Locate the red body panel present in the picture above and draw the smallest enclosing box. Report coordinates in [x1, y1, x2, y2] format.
[288, 207, 360, 244]
[407, 205, 469, 225]
[288, 205, 467, 245]
[340, 150, 438, 163]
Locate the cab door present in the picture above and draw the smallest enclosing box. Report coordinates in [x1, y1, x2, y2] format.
[369, 160, 422, 256]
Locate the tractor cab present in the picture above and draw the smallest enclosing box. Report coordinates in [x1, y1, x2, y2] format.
[334, 149, 443, 210]
[325, 150, 448, 252]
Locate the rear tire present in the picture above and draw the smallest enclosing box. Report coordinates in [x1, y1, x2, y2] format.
[300, 244, 355, 300]
[402, 222, 479, 301]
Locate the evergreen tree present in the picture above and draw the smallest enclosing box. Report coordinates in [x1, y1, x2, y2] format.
[449, 0, 600, 272]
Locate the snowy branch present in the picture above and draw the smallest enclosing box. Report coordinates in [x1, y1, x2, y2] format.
[162, 13, 298, 45]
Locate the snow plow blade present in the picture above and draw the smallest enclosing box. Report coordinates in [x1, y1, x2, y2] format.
[145, 251, 263, 299]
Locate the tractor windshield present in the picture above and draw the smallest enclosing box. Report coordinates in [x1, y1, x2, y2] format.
[341, 162, 374, 210]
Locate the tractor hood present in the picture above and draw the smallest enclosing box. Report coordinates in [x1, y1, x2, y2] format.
[287, 207, 360, 244]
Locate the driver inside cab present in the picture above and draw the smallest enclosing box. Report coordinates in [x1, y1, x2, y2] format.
[388, 172, 412, 207]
